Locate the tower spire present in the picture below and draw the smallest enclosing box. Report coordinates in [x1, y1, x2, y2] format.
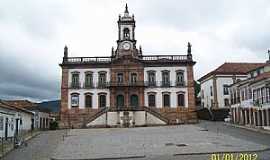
[125, 3, 129, 14]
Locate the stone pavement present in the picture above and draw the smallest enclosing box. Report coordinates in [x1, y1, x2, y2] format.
[52, 125, 269, 160]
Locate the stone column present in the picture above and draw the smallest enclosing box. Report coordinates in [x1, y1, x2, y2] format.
[257, 111, 261, 126]
[253, 109, 256, 126]
[186, 65, 196, 111]
[262, 109, 265, 126]
[266, 108, 270, 126]
[244, 109, 247, 125]
[249, 108, 252, 125]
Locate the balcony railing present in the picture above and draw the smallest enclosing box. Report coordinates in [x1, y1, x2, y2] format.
[140, 55, 189, 61]
[83, 83, 94, 89]
[97, 82, 109, 88]
[63, 57, 112, 64]
[109, 81, 145, 87]
[175, 81, 186, 87]
[161, 81, 172, 87]
[145, 81, 157, 87]
[69, 82, 81, 89]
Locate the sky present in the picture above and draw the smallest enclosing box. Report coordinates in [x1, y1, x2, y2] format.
[0, 0, 269, 102]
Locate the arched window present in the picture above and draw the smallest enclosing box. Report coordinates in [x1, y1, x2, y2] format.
[84, 72, 93, 88]
[130, 94, 139, 107]
[98, 93, 107, 108]
[162, 92, 170, 107]
[71, 72, 80, 88]
[130, 73, 137, 84]
[123, 28, 130, 39]
[176, 71, 184, 86]
[177, 93, 185, 107]
[85, 93, 93, 108]
[147, 71, 156, 86]
[71, 93, 79, 107]
[148, 94, 156, 107]
[161, 70, 170, 87]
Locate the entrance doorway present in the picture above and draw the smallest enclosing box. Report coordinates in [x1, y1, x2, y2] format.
[116, 95, 124, 109]
[130, 95, 139, 108]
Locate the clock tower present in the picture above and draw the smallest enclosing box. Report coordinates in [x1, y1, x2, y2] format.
[115, 4, 139, 58]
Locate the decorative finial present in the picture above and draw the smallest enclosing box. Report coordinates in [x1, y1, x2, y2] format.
[64, 45, 68, 57]
[139, 45, 142, 55]
[111, 47, 115, 56]
[187, 42, 192, 55]
[125, 3, 129, 13]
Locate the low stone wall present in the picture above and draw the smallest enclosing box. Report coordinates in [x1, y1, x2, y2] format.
[148, 107, 198, 124]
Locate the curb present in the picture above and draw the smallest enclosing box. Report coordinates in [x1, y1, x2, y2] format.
[51, 155, 146, 160]
[224, 123, 270, 135]
[173, 147, 270, 156]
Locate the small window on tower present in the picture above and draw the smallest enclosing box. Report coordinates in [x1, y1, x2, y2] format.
[123, 28, 130, 39]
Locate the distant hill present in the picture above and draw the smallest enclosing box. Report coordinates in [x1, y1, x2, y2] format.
[38, 100, 60, 113]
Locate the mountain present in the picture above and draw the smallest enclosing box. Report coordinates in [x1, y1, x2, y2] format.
[38, 100, 60, 113]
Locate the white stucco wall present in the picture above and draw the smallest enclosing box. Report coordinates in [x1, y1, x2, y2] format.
[200, 78, 213, 108]
[20, 112, 33, 132]
[68, 68, 110, 109]
[144, 66, 188, 108]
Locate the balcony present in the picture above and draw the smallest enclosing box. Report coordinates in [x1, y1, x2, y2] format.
[161, 81, 172, 87]
[97, 82, 109, 88]
[109, 81, 145, 87]
[83, 83, 94, 89]
[175, 81, 186, 87]
[69, 82, 81, 89]
[145, 81, 157, 87]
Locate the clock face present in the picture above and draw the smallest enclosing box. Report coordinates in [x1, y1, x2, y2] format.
[123, 42, 131, 50]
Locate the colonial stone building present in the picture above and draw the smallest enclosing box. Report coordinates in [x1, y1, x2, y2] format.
[59, 5, 197, 128]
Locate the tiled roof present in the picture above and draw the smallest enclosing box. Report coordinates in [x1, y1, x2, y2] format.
[198, 62, 265, 82]
[4, 100, 37, 109]
[0, 100, 34, 115]
[249, 71, 270, 85]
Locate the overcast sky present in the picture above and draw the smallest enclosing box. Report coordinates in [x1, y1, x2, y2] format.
[0, 0, 269, 102]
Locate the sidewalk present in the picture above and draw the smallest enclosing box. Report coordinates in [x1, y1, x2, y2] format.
[0, 130, 42, 158]
[224, 122, 270, 135]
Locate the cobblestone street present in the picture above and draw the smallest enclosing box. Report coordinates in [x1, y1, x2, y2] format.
[3, 121, 270, 160]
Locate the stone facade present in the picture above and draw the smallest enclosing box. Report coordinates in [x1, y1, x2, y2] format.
[59, 5, 197, 128]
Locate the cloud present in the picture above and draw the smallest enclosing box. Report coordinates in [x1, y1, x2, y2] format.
[0, 0, 269, 101]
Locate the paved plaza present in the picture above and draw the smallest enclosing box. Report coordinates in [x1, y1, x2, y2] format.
[52, 124, 269, 160]
[4, 121, 270, 160]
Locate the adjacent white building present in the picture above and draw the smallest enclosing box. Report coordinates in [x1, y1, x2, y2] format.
[198, 63, 264, 109]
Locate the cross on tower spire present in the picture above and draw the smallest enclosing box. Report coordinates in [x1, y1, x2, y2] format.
[125, 3, 129, 14]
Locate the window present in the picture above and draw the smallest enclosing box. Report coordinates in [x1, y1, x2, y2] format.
[148, 94, 156, 107]
[117, 73, 124, 83]
[163, 93, 170, 107]
[71, 73, 80, 88]
[224, 98, 229, 106]
[147, 71, 156, 86]
[210, 86, 213, 96]
[177, 93, 185, 107]
[223, 85, 229, 95]
[98, 72, 107, 87]
[85, 93, 92, 108]
[176, 71, 184, 86]
[71, 93, 79, 107]
[123, 28, 130, 39]
[85, 72, 93, 88]
[99, 94, 106, 108]
[162, 71, 170, 87]
[130, 73, 137, 84]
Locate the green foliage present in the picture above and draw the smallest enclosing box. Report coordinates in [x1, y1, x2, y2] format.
[194, 81, 201, 97]
[49, 121, 59, 130]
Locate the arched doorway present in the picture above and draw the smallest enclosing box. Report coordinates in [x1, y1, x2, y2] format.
[116, 95, 124, 109]
[130, 94, 139, 108]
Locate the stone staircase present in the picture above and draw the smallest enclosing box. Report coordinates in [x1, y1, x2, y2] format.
[143, 106, 170, 124]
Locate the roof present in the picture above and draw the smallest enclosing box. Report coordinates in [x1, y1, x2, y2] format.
[249, 71, 270, 85]
[198, 62, 265, 82]
[0, 100, 34, 115]
[4, 100, 37, 109]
